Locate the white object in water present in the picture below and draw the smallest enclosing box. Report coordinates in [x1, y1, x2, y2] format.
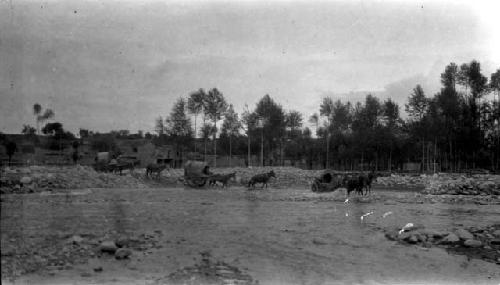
[360, 211, 374, 221]
[398, 223, 414, 234]
[344, 198, 349, 204]
[382, 211, 393, 218]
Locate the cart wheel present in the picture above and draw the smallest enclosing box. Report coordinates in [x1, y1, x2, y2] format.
[186, 178, 206, 187]
[195, 178, 206, 187]
[311, 181, 319, 192]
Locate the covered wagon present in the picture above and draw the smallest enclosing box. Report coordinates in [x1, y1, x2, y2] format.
[184, 160, 213, 187]
[311, 170, 344, 192]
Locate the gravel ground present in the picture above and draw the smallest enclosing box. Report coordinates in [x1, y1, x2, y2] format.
[2, 185, 500, 285]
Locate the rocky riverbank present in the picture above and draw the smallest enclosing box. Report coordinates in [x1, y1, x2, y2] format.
[384, 223, 500, 265]
[0, 165, 148, 194]
[2, 166, 500, 197]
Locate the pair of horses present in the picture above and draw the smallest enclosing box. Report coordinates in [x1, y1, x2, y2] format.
[342, 172, 376, 196]
[145, 163, 168, 179]
[208, 170, 276, 188]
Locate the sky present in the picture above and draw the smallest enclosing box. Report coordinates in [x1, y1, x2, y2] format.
[1, 0, 499, 135]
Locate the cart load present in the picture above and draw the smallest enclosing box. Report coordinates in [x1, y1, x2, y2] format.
[311, 170, 344, 192]
[184, 160, 213, 187]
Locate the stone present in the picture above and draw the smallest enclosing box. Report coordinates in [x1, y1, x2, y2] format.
[69, 235, 84, 245]
[408, 234, 419, 244]
[20, 176, 32, 185]
[115, 248, 132, 259]
[422, 229, 448, 238]
[492, 230, 500, 238]
[455, 229, 474, 240]
[115, 236, 134, 248]
[398, 232, 412, 241]
[312, 238, 328, 245]
[490, 239, 500, 245]
[99, 241, 118, 253]
[93, 267, 103, 272]
[464, 239, 482, 248]
[440, 233, 460, 244]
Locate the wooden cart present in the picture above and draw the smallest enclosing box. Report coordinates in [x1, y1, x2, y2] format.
[311, 170, 344, 192]
[184, 160, 214, 187]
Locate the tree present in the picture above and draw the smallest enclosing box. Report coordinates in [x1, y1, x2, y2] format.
[284, 110, 303, 164]
[5, 141, 17, 166]
[490, 69, 500, 169]
[33, 103, 55, 134]
[441, 63, 458, 91]
[405, 85, 429, 171]
[155, 116, 165, 136]
[165, 98, 192, 138]
[405, 85, 428, 121]
[42, 122, 63, 136]
[285, 110, 303, 136]
[188, 89, 206, 152]
[79, 129, 90, 138]
[72, 140, 80, 164]
[203, 88, 228, 167]
[309, 113, 319, 135]
[241, 104, 257, 167]
[33, 103, 42, 134]
[221, 104, 241, 166]
[319, 97, 334, 168]
[38, 109, 55, 128]
[165, 98, 192, 166]
[253, 94, 285, 166]
[200, 123, 215, 159]
[22, 125, 36, 135]
[41, 122, 75, 150]
[382, 99, 402, 171]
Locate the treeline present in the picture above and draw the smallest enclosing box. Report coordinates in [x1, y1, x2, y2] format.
[155, 60, 500, 171]
[8, 60, 498, 171]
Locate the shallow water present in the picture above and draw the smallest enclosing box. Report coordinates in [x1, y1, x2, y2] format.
[2, 187, 500, 284]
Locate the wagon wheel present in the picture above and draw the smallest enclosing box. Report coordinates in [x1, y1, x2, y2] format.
[311, 181, 319, 192]
[186, 177, 207, 187]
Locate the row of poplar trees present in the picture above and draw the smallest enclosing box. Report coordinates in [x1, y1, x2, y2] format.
[155, 60, 500, 172]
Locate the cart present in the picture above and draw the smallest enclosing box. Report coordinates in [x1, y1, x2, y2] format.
[311, 170, 344, 192]
[184, 160, 214, 187]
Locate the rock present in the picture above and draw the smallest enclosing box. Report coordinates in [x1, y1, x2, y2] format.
[69, 235, 84, 245]
[440, 233, 460, 244]
[422, 229, 448, 238]
[492, 230, 500, 238]
[398, 232, 412, 241]
[408, 234, 420, 244]
[385, 232, 398, 241]
[464, 239, 482, 248]
[455, 229, 474, 240]
[115, 236, 134, 248]
[115, 248, 132, 259]
[99, 241, 118, 253]
[20, 176, 32, 185]
[312, 238, 328, 245]
[93, 267, 103, 272]
[490, 239, 500, 245]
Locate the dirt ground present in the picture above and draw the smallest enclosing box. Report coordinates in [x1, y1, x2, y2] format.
[1, 185, 500, 285]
